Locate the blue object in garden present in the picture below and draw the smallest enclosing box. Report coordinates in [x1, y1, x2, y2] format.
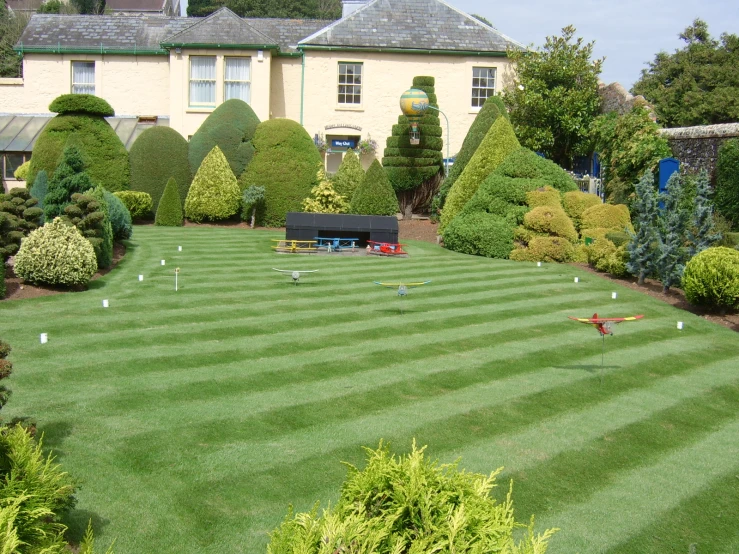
[658, 157, 679, 210]
[331, 139, 357, 149]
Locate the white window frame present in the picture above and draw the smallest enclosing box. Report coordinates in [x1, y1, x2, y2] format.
[71, 61, 95, 95]
[471, 67, 496, 108]
[223, 56, 251, 103]
[337, 62, 362, 107]
[189, 56, 217, 107]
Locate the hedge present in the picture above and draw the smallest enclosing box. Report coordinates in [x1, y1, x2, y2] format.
[443, 212, 514, 258]
[185, 146, 241, 223]
[715, 138, 739, 229]
[350, 159, 399, 216]
[155, 177, 184, 226]
[129, 126, 192, 214]
[113, 191, 153, 220]
[238, 119, 321, 227]
[48, 94, 115, 116]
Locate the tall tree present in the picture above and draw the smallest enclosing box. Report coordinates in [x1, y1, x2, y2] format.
[503, 25, 602, 169]
[0, 6, 29, 78]
[632, 20, 739, 127]
[626, 171, 660, 285]
[656, 172, 689, 293]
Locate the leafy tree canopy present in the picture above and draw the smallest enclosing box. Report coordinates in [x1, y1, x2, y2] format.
[503, 25, 603, 169]
[0, 6, 29, 78]
[631, 19, 739, 127]
[188, 0, 340, 19]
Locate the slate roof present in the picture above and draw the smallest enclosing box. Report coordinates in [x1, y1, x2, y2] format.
[299, 0, 524, 52]
[161, 8, 276, 47]
[246, 18, 333, 54]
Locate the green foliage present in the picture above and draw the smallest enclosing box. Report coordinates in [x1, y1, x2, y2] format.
[331, 150, 365, 200]
[626, 171, 660, 285]
[267, 440, 556, 553]
[522, 205, 577, 242]
[238, 119, 322, 227]
[112, 191, 152, 220]
[440, 117, 520, 231]
[49, 94, 115, 117]
[580, 203, 632, 232]
[43, 145, 95, 221]
[686, 171, 722, 256]
[605, 230, 631, 247]
[563, 190, 602, 230]
[443, 212, 514, 258]
[189, 99, 260, 178]
[63, 188, 113, 269]
[349, 160, 399, 216]
[185, 146, 241, 223]
[0, 339, 11, 413]
[129, 126, 192, 214]
[37, 0, 67, 12]
[190, 0, 340, 18]
[590, 107, 672, 203]
[71, 0, 106, 13]
[0, 188, 42, 261]
[14, 218, 97, 286]
[510, 236, 575, 263]
[302, 170, 349, 214]
[27, 109, 130, 192]
[13, 161, 30, 181]
[631, 19, 739, 127]
[526, 186, 562, 209]
[29, 170, 49, 214]
[682, 247, 739, 312]
[583, 237, 629, 277]
[155, 177, 184, 227]
[0, 6, 28, 78]
[715, 138, 739, 229]
[78, 519, 116, 554]
[240, 185, 265, 228]
[656, 172, 689, 292]
[504, 25, 603, 168]
[103, 189, 132, 241]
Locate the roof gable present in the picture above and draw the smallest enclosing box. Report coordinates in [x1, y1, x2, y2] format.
[161, 7, 277, 48]
[299, 0, 523, 53]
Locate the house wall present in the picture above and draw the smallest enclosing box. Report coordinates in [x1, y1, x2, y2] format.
[269, 56, 302, 121]
[0, 54, 169, 116]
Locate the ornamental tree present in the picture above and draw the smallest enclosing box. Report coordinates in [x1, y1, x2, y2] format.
[504, 25, 603, 169]
[302, 169, 348, 214]
[43, 145, 95, 222]
[241, 185, 265, 228]
[155, 177, 184, 227]
[185, 146, 241, 223]
[656, 172, 689, 292]
[63, 188, 113, 269]
[350, 159, 399, 216]
[0, 189, 43, 261]
[686, 171, 722, 257]
[331, 149, 364, 200]
[626, 171, 660, 285]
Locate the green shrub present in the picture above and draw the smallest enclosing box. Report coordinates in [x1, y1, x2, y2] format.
[350, 159, 399, 216]
[103, 189, 132, 240]
[302, 169, 349, 214]
[0, 339, 11, 410]
[155, 177, 184, 226]
[238, 119, 321, 227]
[63, 188, 113, 269]
[0, 188, 43, 261]
[14, 218, 97, 286]
[563, 190, 602, 230]
[29, 169, 49, 213]
[522, 205, 578, 242]
[267, 441, 556, 554]
[185, 146, 241, 223]
[43, 145, 95, 221]
[526, 186, 562, 209]
[440, 117, 520, 231]
[605, 230, 630, 247]
[331, 149, 364, 200]
[443, 212, 514, 258]
[682, 247, 739, 312]
[48, 93, 114, 116]
[27, 111, 130, 191]
[584, 238, 629, 277]
[113, 191, 152, 220]
[510, 236, 575, 262]
[189, 98, 260, 178]
[715, 138, 739, 229]
[129, 126, 192, 214]
[13, 160, 30, 181]
[581, 203, 632, 232]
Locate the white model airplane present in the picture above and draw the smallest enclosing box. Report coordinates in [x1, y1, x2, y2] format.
[272, 268, 318, 285]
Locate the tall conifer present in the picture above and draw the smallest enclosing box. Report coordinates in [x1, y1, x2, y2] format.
[656, 172, 689, 292]
[626, 171, 659, 285]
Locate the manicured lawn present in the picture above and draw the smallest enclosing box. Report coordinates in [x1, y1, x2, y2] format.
[2, 226, 738, 554]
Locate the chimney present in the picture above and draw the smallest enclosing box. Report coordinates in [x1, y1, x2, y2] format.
[342, 0, 368, 18]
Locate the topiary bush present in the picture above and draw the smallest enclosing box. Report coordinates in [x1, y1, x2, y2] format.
[581, 203, 632, 232]
[563, 190, 602, 231]
[14, 218, 97, 286]
[113, 191, 152, 220]
[331, 149, 364, 200]
[63, 188, 113, 269]
[43, 145, 95, 221]
[350, 159, 399, 216]
[189, 98, 260, 178]
[238, 119, 322, 227]
[13, 160, 30, 181]
[155, 177, 184, 226]
[104, 189, 132, 241]
[682, 247, 739, 313]
[443, 212, 514, 258]
[526, 186, 562, 209]
[0, 189, 43, 261]
[510, 236, 575, 262]
[267, 441, 556, 554]
[185, 146, 241, 223]
[302, 169, 349, 214]
[522, 205, 578, 242]
[48, 93, 114, 116]
[714, 138, 739, 229]
[583, 237, 629, 277]
[29, 169, 49, 214]
[129, 126, 192, 214]
[440, 117, 520, 231]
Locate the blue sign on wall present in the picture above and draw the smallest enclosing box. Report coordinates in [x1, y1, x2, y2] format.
[331, 139, 357, 148]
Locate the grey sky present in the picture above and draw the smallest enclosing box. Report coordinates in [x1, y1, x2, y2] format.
[452, 0, 738, 90]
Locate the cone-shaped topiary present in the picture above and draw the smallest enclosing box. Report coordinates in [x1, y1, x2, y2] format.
[43, 145, 95, 222]
[156, 177, 184, 226]
[130, 126, 192, 214]
[185, 146, 241, 223]
[14, 218, 97, 286]
[238, 119, 322, 227]
[331, 149, 365, 200]
[440, 117, 520, 231]
[350, 159, 399, 216]
[189, 98, 260, 178]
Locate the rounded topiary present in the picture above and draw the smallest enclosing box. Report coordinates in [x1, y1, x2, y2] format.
[682, 247, 739, 312]
[350, 159, 399, 216]
[129, 126, 192, 213]
[581, 203, 632, 232]
[523, 205, 577, 242]
[238, 119, 322, 227]
[189, 98, 260, 178]
[0, 189, 43, 261]
[443, 212, 514, 258]
[155, 177, 184, 226]
[440, 117, 520, 231]
[331, 149, 364, 200]
[104, 189, 132, 240]
[563, 190, 602, 231]
[13, 161, 30, 181]
[526, 186, 562, 209]
[510, 236, 575, 263]
[113, 191, 152, 220]
[48, 94, 114, 116]
[185, 146, 241, 223]
[14, 218, 97, 286]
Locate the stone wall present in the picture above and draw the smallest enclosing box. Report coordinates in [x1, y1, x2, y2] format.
[660, 123, 739, 181]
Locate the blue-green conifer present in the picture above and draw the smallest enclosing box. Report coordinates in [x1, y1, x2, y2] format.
[686, 171, 722, 258]
[656, 172, 689, 292]
[626, 171, 659, 285]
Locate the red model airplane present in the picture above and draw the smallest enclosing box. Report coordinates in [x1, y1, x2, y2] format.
[568, 313, 644, 336]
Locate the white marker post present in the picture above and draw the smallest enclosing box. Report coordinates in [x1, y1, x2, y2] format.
[178, 246, 182, 252]
[574, 277, 579, 283]
[161, 259, 166, 266]
[102, 299, 109, 308]
[175, 267, 180, 291]
[611, 292, 617, 299]
[138, 274, 144, 281]
[40, 333, 48, 344]
[537, 261, 542, 267]
[677, 321, 684, 330]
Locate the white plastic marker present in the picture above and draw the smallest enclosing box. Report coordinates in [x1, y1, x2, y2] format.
[574, 277, 579, 283]
[102, 299, 109, 308]
[611, 292, 617, 299]
[677, 321, 684, 330]
[175, 267, 180, 291]
[40, 333, 48, 344]
[178, 246, 182, 252]
[537, 261, 542, 267]
[138, 275, 144, 281]
[161, 259, 166, 266]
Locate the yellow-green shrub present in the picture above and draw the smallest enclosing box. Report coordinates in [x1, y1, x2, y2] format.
[523, 205, 578, 242]
[563, 190, 602, 230]
[13, 218, 97, 286]
[113, 191, 152, 220]
[510, 236, 574, 262]
[185, 146, 241, 223]
[526, 186, 561, 208]
[585, 238, 629, 276]
[682, 247, 739, 312]
[580, 227, 611, 243]
[13, 161, 30, 181]
[581, 203, 632, 232]
[302, 169, 348, 214]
